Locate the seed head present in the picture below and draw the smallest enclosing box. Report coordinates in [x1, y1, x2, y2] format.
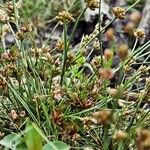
[104, 49, 113, 61]
[2, 24, 10, 37]
[99, 68, 114, 80]
[134, 28, 145, 39]
[56, 39, 64, 52]
[56, 11, 74, 24]
[21, 24, 33, 33]
[129, 11, 141, 23]
[5, 0, 22, 14]
[85, 0, 99, 10]
[118, 43, 129, 61]
[93, 40, 100, 49]
[52, 110, 63, 126]
[105, 28, 114, 40]
[136, 129, 150, 149]
[0, 9, 9, 22]
[112, 6, 126, 20]
[113, 130, 127, 141]
[92, 109, 112, 124]
[124, 22, 135, 35]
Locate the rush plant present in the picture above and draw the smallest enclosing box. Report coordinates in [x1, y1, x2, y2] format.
[0, 0, 150, 150]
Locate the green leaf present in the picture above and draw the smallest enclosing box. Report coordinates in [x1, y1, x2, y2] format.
[24, 123, 42, 150]
[42, 141, 71, 150]
[16, 142, 27, 150]
[0, 133, 21, 149]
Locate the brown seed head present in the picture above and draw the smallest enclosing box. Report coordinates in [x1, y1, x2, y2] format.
[124, 22, 135, 35]
[5, 0, 22, 14]
[52, 110, 63, 126]
[85, 0, 99, 10]
[134, 28, 145, 39]
[92, 109, 112, 124]
[104, 49, 113, 61]
[136, 129, 150, 149]
[99, 68, 114, 80]
[91, 56, 101, 69]
[105, 28, 114, 40]
[129, 11, 141, 23]
[113, 130, 127, 141]
[118, 43, 129, 61]
[1, 51, 11, 61]
[93, 40, 100, 49]
[112, 6, 126, 20]
[21, 24, 33, 33]
[56, 11, 74, 24]
[56, 39, 64, 52]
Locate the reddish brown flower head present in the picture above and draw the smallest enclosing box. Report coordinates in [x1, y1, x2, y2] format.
[104, 49, 113, 61]
[105, 28, 114, 40]
[99, 68, 114, 80]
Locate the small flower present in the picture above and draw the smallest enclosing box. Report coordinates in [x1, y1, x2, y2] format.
[0, 9, 9, 22]
[112, 6, 126, 20]
[113, 130, 127, 141]
[56, 11, 74, 24]
[85, 0, 99, 10]
[134, 28, 145, 39]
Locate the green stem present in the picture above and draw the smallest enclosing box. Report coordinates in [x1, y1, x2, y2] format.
[131, 38, 138, 52]
[125, 0, 141, 12]
[44, 22, 59, 46]
[126, 97, 144, 131]
[60, 22, 68, 86]
[98, 0, 103, 67]
[80, 18, 115, 52]
[69, 7, 87, 43]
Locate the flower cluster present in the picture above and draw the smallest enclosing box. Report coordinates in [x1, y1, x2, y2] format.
[56, 11, 74, 24]
[112, 6, 126, 19]
[85, 0, 99, 10]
